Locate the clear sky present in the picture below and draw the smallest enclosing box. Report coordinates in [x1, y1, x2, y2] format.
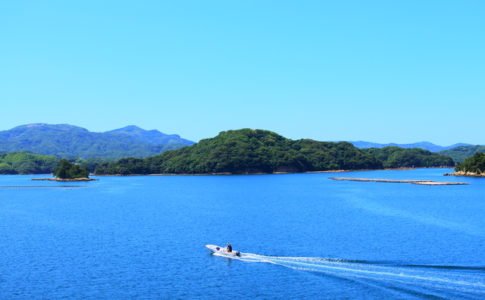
[1, 0, 483, 144]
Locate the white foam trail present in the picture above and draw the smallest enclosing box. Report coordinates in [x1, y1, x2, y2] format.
[226, 252, 485, 295]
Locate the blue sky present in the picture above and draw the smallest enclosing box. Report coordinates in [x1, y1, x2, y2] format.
[1, 1, 483, 144]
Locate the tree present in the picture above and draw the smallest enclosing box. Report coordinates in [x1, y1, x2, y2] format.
[54, 159, 89, 179]
[456, 152, 485, 174]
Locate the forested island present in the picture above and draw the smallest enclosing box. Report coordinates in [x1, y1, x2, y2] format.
[54, 160, 90, 179]
[94, 129, 454, 175]
[32, 159, 94, 181]
[448, 152, 485, 177]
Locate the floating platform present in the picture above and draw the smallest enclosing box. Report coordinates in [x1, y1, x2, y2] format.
[328, 177, 468, 185]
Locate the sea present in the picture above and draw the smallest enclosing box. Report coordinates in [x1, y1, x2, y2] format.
[1, 168, 484, 299]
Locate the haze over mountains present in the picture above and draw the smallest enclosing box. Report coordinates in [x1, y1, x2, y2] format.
[440, 145, 485, 163]
[349, 141, 485, 163]
[107, 125, 193, 145]
[0, 124, 194, 160]
[350, 141, 471, 152]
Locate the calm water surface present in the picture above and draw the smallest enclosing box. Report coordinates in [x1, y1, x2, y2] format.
[1, 168, 484, 299]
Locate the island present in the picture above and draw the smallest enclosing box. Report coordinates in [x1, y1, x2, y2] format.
[445, 152, 485, 177]
[33, 159, 95, 182]
[94, 129, 454, 175]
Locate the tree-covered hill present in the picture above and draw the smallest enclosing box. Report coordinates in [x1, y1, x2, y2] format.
[0, 123, 194, 160]
[0, 152, 59, 174]
[95, 129, 453, 175]
[455, 152, 485, 175]
[439, 145, 485, 164]
[362, 147, 454, 168]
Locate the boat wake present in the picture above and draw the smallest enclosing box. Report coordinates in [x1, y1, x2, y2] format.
[216, 251, 485, 298]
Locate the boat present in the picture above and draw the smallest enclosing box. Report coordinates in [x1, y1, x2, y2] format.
[206, 244, 241, 257]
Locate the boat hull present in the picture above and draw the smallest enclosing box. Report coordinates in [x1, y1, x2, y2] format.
[206, 244, 241, 257]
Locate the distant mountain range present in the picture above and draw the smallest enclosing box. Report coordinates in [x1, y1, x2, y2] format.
[350, 141, 485, 163]
[1, 124, 483, 164]
[350, 141, 471, 152]
[439, 145, 485, 163]
[0, 124, 194, 160]
[107, 125, 193, 145]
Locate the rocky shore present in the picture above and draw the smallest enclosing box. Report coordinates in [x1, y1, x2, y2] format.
[32, 178, 97, 182]
[444, 171, 485, 177]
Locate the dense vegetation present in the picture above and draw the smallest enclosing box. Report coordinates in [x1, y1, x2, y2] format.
[0, 152, 59, 174]
[439, 145, 485, 164]
[95, 129, 383, 175]
[362, 147, 454, 168]
[0, 123, 194, 160]
[54, 159, 90, 179]
[0, 129, 457, 175]
[95, 129, 398, 175]
[75, 157, 110, 173]
[455, 152, 485, 174]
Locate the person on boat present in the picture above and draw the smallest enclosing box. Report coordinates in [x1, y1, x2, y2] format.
[226, 243, 232, 253]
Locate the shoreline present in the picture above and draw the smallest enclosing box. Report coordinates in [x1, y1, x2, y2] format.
[1, 185, 84, 188]
[1, 166, 455, 177]
[32, 178, 97, 182]
[94, 166, 454, 177]
[444, 171, 485, 178]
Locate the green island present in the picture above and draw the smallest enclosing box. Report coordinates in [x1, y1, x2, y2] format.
[447, 152, 485, 177]
[94, 129, 454, 175]
[32, 159, 94, 182]
[54, 159, 90, 179]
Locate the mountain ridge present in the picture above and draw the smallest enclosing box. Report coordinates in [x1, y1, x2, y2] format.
[439, 145, 485, 163]
[0, 123, 194, 160]
[350, 141, 471, 152]
[106, 125, 193, 145]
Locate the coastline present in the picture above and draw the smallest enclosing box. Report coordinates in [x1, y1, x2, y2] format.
[32, 178, 97, 182]
[444, 171, 485, 177]
[94, 166, 454, 177]
[0, 167, 455, 177]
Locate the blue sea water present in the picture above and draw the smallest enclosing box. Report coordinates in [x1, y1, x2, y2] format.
[1, 168, 484, 299]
